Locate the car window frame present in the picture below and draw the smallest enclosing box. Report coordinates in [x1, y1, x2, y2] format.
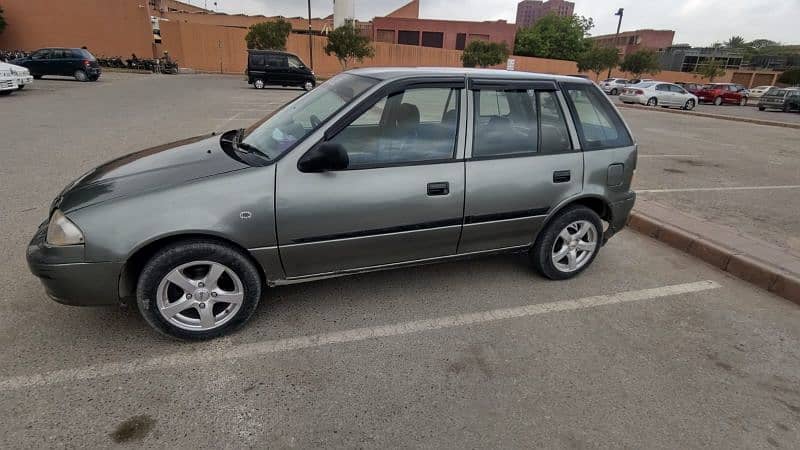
[560, 81, 634, 151]
[302, 78, 467, 172]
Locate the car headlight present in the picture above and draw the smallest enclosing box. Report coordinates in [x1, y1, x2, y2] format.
[46, 210, 85, 246]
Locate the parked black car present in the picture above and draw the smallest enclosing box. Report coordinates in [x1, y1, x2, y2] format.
[757, 88, 800, 112]
[13, 48, 102, 82]
[247, 50, 315, 91]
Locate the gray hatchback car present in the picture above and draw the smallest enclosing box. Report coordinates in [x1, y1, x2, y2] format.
[28, 68, 637, 339]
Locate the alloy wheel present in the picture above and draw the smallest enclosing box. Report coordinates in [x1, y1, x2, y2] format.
[303, 81, 314, 91]
[551, 220, 598, 273]
[685, 99, 695, 110]
[254, 79, 265, 89]
[647, 97, 658, 107]
[156, 260, 245, 331]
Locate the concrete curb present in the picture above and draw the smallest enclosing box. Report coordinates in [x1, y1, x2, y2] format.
[616, 102, 800, 130]
[628, 200, 800, 305]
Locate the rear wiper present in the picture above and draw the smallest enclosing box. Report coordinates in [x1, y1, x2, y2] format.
[234, 129, 270, 160]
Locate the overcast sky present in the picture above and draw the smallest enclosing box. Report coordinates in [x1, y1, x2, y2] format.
[194, 0, 800, 46]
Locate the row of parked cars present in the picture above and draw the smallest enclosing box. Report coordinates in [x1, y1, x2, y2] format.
[1, 47, 103, 96]
[600, 77, 800, 113]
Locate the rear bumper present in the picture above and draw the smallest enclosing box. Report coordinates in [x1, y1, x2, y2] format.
[27, 223, 121, 306]
[605, 192, 636, 242]
[619, 94, 645, 105]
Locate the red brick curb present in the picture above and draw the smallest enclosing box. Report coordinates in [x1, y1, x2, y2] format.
[628, 200, 800, 306]
[616, 102, 800, 130]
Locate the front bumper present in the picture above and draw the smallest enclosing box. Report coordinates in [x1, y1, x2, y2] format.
[27, 223, 121, 306]
[16, 75, 34, 86]
[604, 192, 636, 242]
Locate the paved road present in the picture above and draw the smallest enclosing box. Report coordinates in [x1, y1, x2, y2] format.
[2, 74, 800, 448]
[620, 107, 800, 256]
[610, 95, 800, 125]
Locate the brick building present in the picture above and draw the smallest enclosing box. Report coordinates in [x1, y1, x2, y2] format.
[372, 0, 516, 50]
[591, 29, 675, 58]
[515, 0, 575, 29]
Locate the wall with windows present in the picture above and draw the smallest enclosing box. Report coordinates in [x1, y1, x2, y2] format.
[371, 17, 516, 50]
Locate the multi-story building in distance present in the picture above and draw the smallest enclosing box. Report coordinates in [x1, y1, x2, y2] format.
[515, 0, 575, 29]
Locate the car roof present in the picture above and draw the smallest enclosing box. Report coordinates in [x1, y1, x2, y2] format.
[346, 67, 593, 84]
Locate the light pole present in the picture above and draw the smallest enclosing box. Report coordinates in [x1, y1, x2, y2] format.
[308, 0, 314, 70]
[607, 8, 624, 79]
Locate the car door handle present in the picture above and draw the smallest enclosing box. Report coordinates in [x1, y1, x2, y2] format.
[553, 170, 571, 183]
[427, 182, 450, 196]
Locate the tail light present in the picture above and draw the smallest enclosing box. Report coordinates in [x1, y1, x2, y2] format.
[634, 89, 644, 95]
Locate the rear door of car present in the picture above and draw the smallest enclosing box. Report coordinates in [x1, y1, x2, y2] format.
[460, 79, 582, 253]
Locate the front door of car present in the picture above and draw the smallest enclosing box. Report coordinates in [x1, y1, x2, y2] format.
[286, 55, 307, 86]
[670, 84, 689, 105]
[275, 82, 466, 277]
[460, 82, 582, 253]
[27, 49, 51, 75]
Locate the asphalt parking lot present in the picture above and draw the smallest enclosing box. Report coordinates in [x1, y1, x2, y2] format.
[610, 94, 800, 125]
[2, 73, 800, 448]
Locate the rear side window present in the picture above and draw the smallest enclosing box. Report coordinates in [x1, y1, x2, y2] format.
[563, 83, 633, 150]
[266, 54, 287, 68]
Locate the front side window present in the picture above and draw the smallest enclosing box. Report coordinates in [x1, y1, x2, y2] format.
[288, 56, 304, 68]
[241, 73, 377, 160]
[266, 54, 287, 68]
[31, 50, 51, 60]
[564, 83, 633, 150]
[328, 86, 461, 168]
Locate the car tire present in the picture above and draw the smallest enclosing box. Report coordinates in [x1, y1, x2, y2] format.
[713, 96, 723, 106]
[783, 104, 791, 113]
[32, 74, 42, 80]
[303, 80, 315, 91]
[684, 99, 696, 110]
[17, 85, 25, 90]
[740, 97, 748, 106]
[136, 240, 262, 340]
[530, 205, 603, 281]
[647, 97, 658, 107]
[253, 79, 265, 89]
[74, 70, 88, 82]
[758, 106, 766, 111]
[611, 88, 618, 95]
[0, 90, 12, 96]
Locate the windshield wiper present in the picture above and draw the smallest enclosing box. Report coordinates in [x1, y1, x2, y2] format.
[234, 128, 270, 160]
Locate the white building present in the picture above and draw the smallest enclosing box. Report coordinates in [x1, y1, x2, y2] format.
[333, 0, 355, 28]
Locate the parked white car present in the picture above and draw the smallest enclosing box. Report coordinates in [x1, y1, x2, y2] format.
[748, 85, 774, 99]
[600, 78, 629, 95]
[0, 66, 19, 96]
[619, 82, 698, 110]
[0, 62, 34, 90]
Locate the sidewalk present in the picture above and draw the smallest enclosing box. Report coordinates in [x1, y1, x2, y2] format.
[629, 198, 800, 304]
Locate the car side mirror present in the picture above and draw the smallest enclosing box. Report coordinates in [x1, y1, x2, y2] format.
[298, 142, 349, 173]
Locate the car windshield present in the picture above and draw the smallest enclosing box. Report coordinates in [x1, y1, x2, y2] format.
[241, 73, 377, 160]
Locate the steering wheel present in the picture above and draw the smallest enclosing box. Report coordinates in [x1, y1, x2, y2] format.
[309, 114, 322, 128]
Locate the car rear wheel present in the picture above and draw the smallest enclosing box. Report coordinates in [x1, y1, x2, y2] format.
[17, 85, 25, 90]
[74, 70, 88, 82]
[684, 99, 696, 110]
[611, 88, 618, 95]
[758, 106, 766, 111]
[253, 78, 265, 89]
[713, 96, 723, 106]
[784, 104, 791, 113]
[646, 97, 658, 107]
[0, 90, 12, 96]
[136, 240, 262, 340]
[739, 97, 747, 106]
[530, 206, 602, 280]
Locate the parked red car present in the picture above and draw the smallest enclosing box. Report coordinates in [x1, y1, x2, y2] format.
[695, 83, 749, 106]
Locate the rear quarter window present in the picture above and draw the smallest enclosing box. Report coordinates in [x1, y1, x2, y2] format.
[563, 83, 633, 150]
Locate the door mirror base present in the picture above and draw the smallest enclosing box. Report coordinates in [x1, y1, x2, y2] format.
[298, 142, 349, 173]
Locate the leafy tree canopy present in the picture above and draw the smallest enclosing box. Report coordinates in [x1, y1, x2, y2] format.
[694, 58, 727, 82]
[619, 50, 661, 78]
[245, 19, 292, 50]
[514, 14, 594, 61]
[461, 40, 510, 68]
[0, 6, 7, 35]
[324, 25, 375, 69]
[576, 44, 619, 80]
[778, 69, 800, 86]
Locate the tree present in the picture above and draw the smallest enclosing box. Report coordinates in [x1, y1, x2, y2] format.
[514, 14, 594, 61]
[324, 25, 375, 70]
[619, 50, 661, 78]
[725, 35, 746, 49]
[576, 45, 619, 80]
[749, 39, 778, 49]
[245, 19, 292, 50]
[778, 69, 800, 86]
[461, 40, 510, 68]
[694, 58, 727, 82]
[0, 6, 7, 35]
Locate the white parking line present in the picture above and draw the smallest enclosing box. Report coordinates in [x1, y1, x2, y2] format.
[638, 185, 800, 194]
[0, 280, 720, 392]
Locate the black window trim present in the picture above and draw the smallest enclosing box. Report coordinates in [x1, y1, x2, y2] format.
[467, 86, 576, 161]
[559, 81, 634, 152]
[302, 77, 466, 172]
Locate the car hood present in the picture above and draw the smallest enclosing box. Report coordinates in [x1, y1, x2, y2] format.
[54, 134, 251, 213]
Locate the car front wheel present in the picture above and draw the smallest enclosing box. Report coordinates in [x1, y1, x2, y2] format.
[530, 206, 602, 280]
[684, 99, 695, 110]
[611, 88, 618, 95]
[74, 70, 88, 82]
[739, 97, 747, 106]
[303, 80, 315, 91]
[253, 79, 265, 89]
[136, 240, 262, 340]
